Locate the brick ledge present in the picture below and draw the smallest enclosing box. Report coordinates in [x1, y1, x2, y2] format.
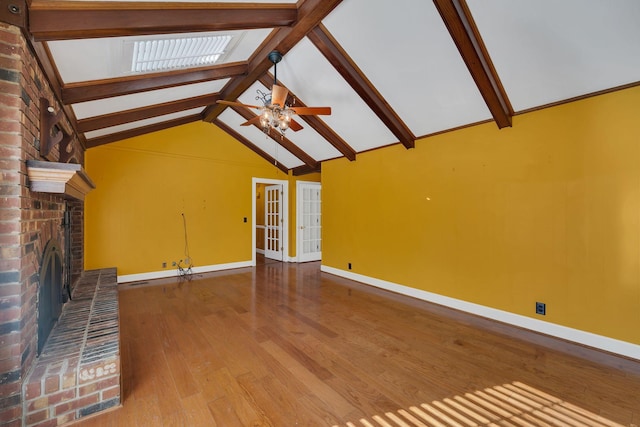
[23, 268, 121, 426]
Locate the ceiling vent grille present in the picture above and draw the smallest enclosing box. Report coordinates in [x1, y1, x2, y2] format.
[131, 35, 233, 73]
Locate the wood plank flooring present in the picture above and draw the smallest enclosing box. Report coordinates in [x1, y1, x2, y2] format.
[75, 260, 640, 426]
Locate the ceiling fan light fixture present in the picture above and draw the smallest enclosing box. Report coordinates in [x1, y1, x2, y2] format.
[258, 107, 291, 133]
[216, 51, 331, 135]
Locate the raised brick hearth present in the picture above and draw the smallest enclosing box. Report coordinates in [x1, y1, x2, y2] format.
[23, 269, 120, 426]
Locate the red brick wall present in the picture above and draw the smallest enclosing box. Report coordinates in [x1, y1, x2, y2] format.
[0, 22, 85, 426]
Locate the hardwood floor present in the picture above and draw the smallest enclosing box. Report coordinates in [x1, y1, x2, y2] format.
[76, 260, 640, 426]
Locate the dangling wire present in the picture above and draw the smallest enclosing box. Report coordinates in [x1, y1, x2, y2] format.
[178, 212, 193, 281]
[274, 139, 280, 173]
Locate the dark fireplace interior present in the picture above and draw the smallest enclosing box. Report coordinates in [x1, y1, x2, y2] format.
[38, 239, 66, 355]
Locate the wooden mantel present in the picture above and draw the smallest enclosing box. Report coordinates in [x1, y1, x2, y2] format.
[26, 160, 95, 200]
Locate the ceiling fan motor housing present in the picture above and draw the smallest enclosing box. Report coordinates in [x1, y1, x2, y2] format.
[268, 50, 283, 65]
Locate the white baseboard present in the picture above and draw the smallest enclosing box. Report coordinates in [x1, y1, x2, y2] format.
[320, 265, 640, 361]
[256, 249, 265, 255]
[118, 260, 253, 284]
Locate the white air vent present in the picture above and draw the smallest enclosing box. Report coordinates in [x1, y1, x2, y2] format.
[130, 35, 233, 73]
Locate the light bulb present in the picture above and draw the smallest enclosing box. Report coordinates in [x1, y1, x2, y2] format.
[279, 116, 290, 131]
[278, 110, 292, 130]
[260, 109, 271, 128]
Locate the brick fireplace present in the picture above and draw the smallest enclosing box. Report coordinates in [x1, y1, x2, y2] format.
[0, 21, 120, 426]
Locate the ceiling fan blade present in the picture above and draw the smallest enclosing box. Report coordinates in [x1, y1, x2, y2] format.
[289, 106, 332, 115]
[240, 116, 262, 127]
[289, 118, 303, 132]
[216, 100, 261, 109]
[271, 84, 289, 107]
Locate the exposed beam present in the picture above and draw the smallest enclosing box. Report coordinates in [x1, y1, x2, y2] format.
[214, 119, 289, 174]
[0, 0, 27, 28]
[308, 24, 415, 150]
[433, 0, 512, 128]
[258, 74, 356, 161]
[230, 105, 318, 170]
[62, 62, 247, 104]
[77, 94, 217, 132]
[85, 114, 200, 148]
[28, 1, 298, 41]
[202, 0, 344, 122]
[292, 163, 321, 176]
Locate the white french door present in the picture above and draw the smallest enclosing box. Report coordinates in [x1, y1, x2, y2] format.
[297, 182, 321, 262]
[264, 184, 283, 260]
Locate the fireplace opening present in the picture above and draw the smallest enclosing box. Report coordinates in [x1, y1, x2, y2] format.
[38, 239, 66, 355]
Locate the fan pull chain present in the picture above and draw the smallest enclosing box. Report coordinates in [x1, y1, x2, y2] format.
[274, 139, 279, 168]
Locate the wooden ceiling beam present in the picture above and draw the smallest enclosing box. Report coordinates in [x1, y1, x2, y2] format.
[85, 114, 200, 148]
[28, 1, 298, 41]
[230, 105, 318, 170]
[214, 119, 289, 174]
[308, 24, 415, 150]
[433, 0, 512, 128]
[292, 163, 321, 176]
[62, 62, 247, 104]
[202, 0, 343, 122]
[1, 0, 27, 28]
[258, 74, 356, 162]
[77, 94, 218, 132]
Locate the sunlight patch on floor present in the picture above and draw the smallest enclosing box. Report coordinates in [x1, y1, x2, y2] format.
[334, 381, 625, 427]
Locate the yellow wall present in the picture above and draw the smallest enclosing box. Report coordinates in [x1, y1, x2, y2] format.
[322, 86, 640, 345]
[85, 121, 301, 275]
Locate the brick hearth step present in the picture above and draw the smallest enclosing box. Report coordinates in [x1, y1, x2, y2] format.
[23, 268, 120, 426]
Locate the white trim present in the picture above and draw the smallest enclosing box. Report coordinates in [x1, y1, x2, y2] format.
[296, 181, 322, 263]
[118, 260, 252, 284]
[264, 184, 283, 260]
[256, 248, 265, 255]
[320, 265, 640, 361]
[252, 177, 289, 266]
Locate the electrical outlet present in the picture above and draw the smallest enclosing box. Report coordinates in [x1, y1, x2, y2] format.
[348, 262, 352, 270]
[535, 302, 546, 315]
[172, 261, 177, 267]
[162, 262, 167, 268]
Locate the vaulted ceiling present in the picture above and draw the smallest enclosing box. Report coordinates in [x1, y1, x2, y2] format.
[16, 0, 640, 175]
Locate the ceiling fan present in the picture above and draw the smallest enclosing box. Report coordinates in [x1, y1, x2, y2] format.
[217, 51, 331, 134]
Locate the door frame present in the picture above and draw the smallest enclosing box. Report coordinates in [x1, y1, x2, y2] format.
[296, 181, 322, 262]
[252, 177, 289, 266]
[264, 184, 284, 261]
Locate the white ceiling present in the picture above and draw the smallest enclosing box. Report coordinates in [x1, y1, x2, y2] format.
[39, 0, 640, 171]
[467, 0, 640, 110]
